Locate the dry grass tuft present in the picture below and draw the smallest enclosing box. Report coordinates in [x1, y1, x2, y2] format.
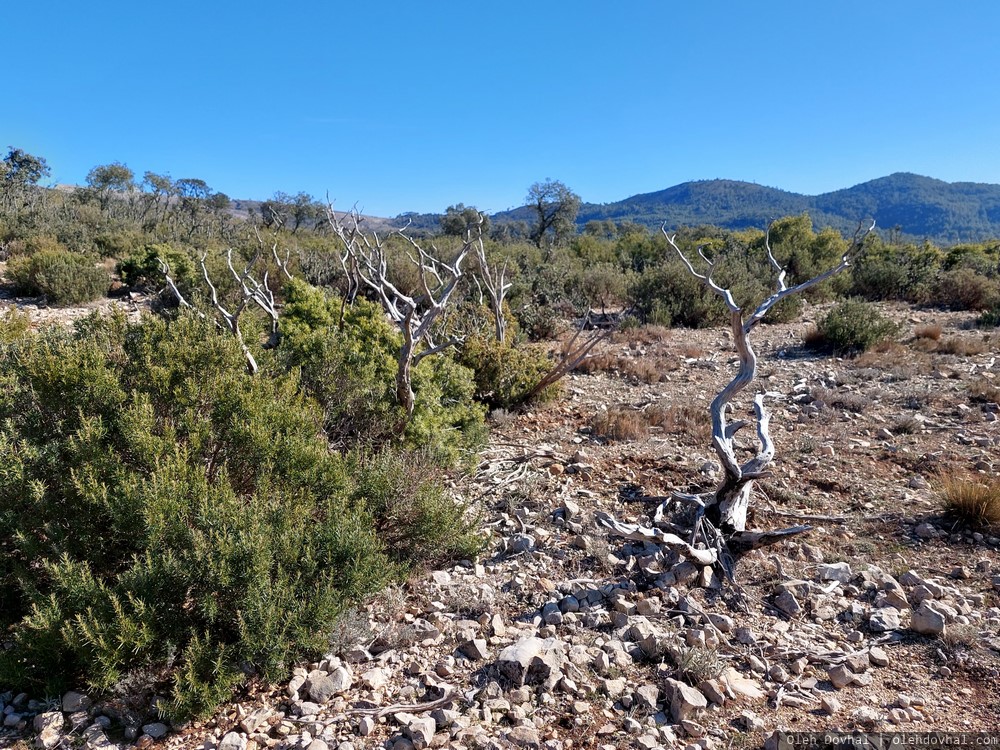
[936, 336, 990, 356]
[590, 408, 649, 441]
[647, 402, 709, 442]
[937, 471, 1000, 529]
[911, 336, 940, 353]
[574, 353, 672, 384]
[574, 353, 614, 375]
[677, 343, 705, 359]
[968, 378, 1000, 405]
[914, 323, 943, 341]
[613, 324, 671, 345]
[813, 386, 873, 414]
[856, 344, 933, 376]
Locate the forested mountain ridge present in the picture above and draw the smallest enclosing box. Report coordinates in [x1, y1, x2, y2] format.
[490, 173, 1000, 243]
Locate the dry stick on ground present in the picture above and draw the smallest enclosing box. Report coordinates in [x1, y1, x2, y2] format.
[328, 205, 478, 418]
[599, 219, 876, 581]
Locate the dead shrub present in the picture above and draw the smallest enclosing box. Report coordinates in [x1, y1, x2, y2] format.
[590, 408, 649, 441]
[935, 336, 990, 356]
[914, 323, 943, 341]
[900, 388, 936, 410]
[968, 378, 1000, 404]
[647, 402, 708, 441]
[893, 414, 924, 434]
[937, 471, 1000, 529]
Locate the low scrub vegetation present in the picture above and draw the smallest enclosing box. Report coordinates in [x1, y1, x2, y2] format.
[806, 299, 900, 354]
[0, 311, 480, 720]
[11, 142, 1000, 722]
[937, 472, 1000, 529]
[7, 248, 109, 305]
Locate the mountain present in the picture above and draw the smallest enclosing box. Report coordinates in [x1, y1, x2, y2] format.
[492, 173, 1000, 244]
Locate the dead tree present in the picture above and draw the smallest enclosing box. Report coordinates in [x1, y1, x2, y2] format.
[598, 220, 875, 580]
[328, 207, 475, 418]
[472, 239, 512, 345]
[160, 238, 285, 375]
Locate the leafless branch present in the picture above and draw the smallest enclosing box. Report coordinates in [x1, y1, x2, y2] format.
[327, 202, 476, 418]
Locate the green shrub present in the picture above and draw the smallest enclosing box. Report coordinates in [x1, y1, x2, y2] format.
[850, 241, 941, 303]
[7, 248, 109, 305]
[0, 311, 475, 720]
[515, 301, 564, 340]
[456, 334, 557, 409]
[117, 243, 196, 293]
[346, 450, 482, 566]
[630, 259, 725, 328]
[278, 279, 486, 462]
[976, 306, 1000, 328]
[930, 267, 999, 311]
[93, 228, 145, 259]
[809, 299, 899, 354]
[630, 252, 803, 328]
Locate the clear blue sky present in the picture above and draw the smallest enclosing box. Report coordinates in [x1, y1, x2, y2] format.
[5, 1, 998, 217]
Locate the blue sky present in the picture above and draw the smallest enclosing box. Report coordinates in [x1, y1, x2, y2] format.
[5, 1, 998, 217]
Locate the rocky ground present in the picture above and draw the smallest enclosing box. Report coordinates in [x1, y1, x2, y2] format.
[3, 300, 1000, 750]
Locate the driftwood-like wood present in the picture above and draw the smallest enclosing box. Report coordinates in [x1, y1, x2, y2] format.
[599, 220, 875, 577]
[328, 206, 478, 417]
[160, 236, 284, 375]
[472, 243, 512, 345]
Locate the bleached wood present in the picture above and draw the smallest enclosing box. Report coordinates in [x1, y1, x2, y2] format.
[594, 221, 875, 582]
[327, 204, 476, 417]
[661, 221, 874, 538]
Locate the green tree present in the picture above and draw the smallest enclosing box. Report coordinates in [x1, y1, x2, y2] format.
[526, 179, 580, 249]
[2, 147, 50, 186]
[141, 171, 177, 226]
[290, 192, 322, 233]
[441, 203, 489, 237]
[260, 191, 293, 228]
[86, 162, 136, 212]
[1, 147, 51, 213]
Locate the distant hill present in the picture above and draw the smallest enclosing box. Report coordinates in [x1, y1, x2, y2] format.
[491, 173, 1000, 244]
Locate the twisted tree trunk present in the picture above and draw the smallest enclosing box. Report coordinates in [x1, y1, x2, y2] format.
[599, 221, 875, 580]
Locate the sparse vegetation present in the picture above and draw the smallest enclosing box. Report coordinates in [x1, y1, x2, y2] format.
[8, 142, 1000, 734]
[590, 407, 649, 441]
[807, 299, 900, 354]
[937, 472, 1000, 529]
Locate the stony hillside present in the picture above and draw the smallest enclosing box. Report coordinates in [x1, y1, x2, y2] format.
[3, 302, 1000, 750]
